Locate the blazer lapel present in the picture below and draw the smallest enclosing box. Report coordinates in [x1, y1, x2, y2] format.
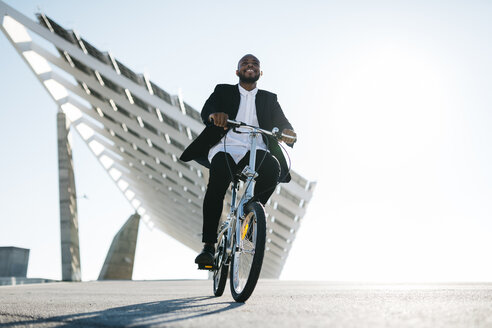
[230, 84, 240, 119]
[255, 90, 267, 127]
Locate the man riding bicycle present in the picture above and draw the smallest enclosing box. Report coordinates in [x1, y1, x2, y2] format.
[180, 54, 296, 267]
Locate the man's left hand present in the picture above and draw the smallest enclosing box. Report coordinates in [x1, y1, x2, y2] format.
[281, 129, 297, 145]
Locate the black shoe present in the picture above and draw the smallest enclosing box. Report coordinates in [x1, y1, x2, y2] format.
[195, 243, 215, 266]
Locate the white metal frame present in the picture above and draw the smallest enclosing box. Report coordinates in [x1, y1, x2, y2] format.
[0, 1, 316, 278]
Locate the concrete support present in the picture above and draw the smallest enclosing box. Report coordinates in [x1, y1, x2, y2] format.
[0, 247, 30, 277]
[98, 213, 140, 280]
[57, 112, 81, 282]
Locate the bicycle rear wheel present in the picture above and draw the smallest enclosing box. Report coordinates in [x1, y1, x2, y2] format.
[213, 234, 228, 296]
[230, 201, 266, 302]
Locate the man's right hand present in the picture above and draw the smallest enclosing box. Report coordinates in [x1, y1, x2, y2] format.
[208, 112, 229, 129]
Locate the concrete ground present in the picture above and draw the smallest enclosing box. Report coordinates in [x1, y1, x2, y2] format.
[1, 280, 492, 327]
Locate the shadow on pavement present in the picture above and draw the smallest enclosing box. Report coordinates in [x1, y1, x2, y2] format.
[3, 295, 243, 327]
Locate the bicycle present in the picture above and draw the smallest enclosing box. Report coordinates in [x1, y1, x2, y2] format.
[198, 119, 296, 302]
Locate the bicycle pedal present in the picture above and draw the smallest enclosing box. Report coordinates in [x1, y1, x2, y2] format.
[197, 264, 215, 271]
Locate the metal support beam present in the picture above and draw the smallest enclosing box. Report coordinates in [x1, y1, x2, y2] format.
[98, 213, 140, 280]
[57, 112, 81, 282]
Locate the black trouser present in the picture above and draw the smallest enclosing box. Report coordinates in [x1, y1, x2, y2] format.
[202, 150, 280, 243]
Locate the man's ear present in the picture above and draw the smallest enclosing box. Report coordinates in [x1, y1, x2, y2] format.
[260, 71, 263, 76]
[236, 70, 239, 77]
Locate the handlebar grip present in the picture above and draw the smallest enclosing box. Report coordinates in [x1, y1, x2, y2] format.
[227, 119, 243, 127]
[281, 134, 297, 144]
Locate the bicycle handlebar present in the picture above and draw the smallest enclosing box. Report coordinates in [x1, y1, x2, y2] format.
[226, 119, 297, 143]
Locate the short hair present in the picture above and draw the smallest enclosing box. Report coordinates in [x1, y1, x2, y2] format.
[237, 54, 260, 69]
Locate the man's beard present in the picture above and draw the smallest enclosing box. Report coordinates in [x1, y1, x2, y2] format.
[238, 71, 260, 83]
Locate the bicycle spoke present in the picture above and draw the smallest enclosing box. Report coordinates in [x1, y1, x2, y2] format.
[232, 211, 258, 294]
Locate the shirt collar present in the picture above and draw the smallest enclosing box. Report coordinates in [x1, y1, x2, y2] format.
[238, 84, 258, 97]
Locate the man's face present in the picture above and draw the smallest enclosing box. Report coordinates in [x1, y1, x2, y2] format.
[236, 55, 261, 83]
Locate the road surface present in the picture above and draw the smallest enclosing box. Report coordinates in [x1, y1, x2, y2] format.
[1, 280, 492, 327]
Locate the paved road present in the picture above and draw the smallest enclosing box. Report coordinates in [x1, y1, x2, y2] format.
[1, 280, 492, 327]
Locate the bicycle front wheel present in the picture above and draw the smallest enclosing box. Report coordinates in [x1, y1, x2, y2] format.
[230, 201, 266, 302]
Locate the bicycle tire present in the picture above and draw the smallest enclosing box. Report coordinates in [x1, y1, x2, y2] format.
[230, 201, 266, 302]
[213, 235, 228, 296]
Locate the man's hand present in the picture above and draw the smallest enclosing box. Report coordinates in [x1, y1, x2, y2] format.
[208, 112, 229, 130]
[281, 129, 297, 145]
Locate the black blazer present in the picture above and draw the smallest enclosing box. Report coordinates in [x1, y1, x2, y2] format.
[179, 84, 294, 182]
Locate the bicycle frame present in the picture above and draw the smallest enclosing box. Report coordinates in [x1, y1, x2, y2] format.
[211, 119, 296, 300]
[217, 129, 261, 262]
[215, 120, 294, 265]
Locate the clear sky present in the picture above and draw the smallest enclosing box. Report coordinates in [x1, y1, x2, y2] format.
[1, 0, 492, 282]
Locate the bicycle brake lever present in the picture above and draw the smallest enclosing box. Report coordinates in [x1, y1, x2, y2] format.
[272, 127, 282, 139]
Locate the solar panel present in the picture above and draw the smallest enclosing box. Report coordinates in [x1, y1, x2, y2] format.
[80, 38, 112, 65]
[150, 81, 172, 105]
[115, 59, 145, 86]
[36, 14, 77, 44]
[1, 4, 316, 278]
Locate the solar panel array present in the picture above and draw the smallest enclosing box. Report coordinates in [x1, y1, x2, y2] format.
[0, 2, 316, 278]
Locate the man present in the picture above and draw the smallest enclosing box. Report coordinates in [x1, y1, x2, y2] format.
[180, 54, 296, 266]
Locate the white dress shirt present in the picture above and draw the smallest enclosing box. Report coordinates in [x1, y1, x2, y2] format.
[208, 84, 268, 164]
